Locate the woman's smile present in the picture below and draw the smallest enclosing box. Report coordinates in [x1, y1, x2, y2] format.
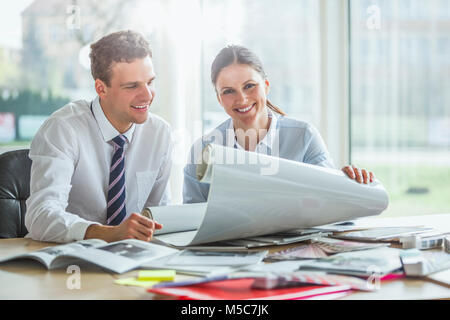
[235, 103, 256, 114]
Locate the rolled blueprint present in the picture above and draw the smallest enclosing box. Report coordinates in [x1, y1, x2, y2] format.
[153, 144, 389, 247]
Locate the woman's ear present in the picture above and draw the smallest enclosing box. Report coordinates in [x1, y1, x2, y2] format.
[264, 79, 270, 95]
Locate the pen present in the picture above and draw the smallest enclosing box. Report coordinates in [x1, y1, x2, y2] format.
[152, 271, 263, 288]
[152, 275, 230, 288]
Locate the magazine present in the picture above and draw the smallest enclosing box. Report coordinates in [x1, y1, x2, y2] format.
[0, 239, 178, 274]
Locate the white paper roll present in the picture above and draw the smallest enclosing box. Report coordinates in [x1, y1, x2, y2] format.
[154, 144, 389, 247]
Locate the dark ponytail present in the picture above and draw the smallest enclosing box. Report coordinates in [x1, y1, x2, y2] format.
[211, 45, 286, 116]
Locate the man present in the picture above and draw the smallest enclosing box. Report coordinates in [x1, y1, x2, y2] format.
[25, 30, 171, 243]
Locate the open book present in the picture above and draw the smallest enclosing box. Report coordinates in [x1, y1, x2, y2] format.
[0, 239, 178, 274]
[145, 144, 389, 247]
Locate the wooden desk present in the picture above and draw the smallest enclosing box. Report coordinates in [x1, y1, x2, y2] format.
[0, 214, 449, 300]
[0, 238, 147, 300]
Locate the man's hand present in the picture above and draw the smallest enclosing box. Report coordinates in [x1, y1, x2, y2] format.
[114, 213, 163, 241]
[84, 213, 163, 242]
[341, 165, 375, 184]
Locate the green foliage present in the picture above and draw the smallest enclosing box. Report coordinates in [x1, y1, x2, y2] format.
[360, 164, 450, 217]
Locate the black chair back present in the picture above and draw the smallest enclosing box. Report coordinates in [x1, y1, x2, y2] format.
[0, 149, 31, 238]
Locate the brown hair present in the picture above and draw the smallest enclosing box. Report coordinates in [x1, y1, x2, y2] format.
[90, 30, 152, 87]
[211, 45, 286, 116]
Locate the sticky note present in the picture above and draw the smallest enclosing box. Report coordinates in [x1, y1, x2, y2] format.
[138, 270, 176, 281]
[114, 278, 159, 288]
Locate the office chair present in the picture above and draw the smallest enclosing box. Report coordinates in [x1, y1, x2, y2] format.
[0, 149, 31, 238]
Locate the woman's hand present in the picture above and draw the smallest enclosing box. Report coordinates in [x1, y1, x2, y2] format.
[341, 165, 375, 184]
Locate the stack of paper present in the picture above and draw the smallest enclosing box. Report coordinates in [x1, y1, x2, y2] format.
[140, 250, 267, 277]
[332, 227, 433, 242]
[211, 232, 328, 249]
[140, 254, 241, 277]
[297, 247, 404, 277]
[266, 244, 329, 260]
[251, 271, 374, 291]
[266, 238, 389, 261]
[165, 250, 267, 266]
[312, 237, 389, 253]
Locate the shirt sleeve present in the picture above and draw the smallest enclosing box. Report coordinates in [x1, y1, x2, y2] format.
[182, 141, 210, 204]
[25, 118, 99, 243]
[302, 124, 335, 169]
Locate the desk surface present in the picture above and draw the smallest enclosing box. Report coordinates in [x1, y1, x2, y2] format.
[1, 214, 450, 300]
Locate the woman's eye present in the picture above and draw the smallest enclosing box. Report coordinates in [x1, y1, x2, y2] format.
[223, 89, 233, 95]
[244, 83, 256, 90]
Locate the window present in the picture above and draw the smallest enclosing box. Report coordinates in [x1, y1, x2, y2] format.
[201, 0, 321, 133]
[0, 0, 448, 213]
[350, 0, 450, 217]
[0, 0, 160, 148]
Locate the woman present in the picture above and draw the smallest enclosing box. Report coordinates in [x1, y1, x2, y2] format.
[183, 45, 374, 204]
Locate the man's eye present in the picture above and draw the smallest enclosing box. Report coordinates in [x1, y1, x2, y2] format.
[126, 85, 137, 89]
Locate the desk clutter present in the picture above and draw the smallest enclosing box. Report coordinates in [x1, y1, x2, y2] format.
[111, 223, 450, 299]
[1, 222, 448, 299]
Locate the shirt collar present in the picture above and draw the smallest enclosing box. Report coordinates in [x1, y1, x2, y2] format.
[91, 96, 135, 143]
[227, 108, 279, 151]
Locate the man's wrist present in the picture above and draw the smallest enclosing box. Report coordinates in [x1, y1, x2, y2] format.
[84, 224, 116, 242]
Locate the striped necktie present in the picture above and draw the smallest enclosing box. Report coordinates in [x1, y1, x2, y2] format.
[106, 135, 127, 226]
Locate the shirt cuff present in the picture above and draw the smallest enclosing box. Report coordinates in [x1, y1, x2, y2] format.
[67, 221, 102, 242]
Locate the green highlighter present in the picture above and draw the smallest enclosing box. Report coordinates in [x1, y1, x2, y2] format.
[138, 270, 176, 281]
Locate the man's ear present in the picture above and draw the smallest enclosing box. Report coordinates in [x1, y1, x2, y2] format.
[95, 79, 108, 99]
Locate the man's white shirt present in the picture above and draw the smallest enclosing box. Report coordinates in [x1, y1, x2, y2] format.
[25, 96, 172, 243]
